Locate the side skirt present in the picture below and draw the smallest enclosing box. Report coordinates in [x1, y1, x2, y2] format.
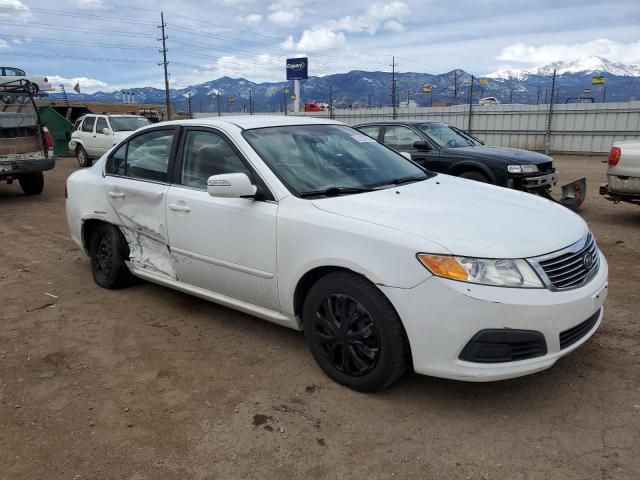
[126, 262, 300, 331]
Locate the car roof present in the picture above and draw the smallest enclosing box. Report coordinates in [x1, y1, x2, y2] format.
[158, 115, 344, 130]
[354, 120, 444, 126]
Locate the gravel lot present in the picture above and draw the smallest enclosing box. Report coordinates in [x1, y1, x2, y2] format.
[1, 155, 639, 480]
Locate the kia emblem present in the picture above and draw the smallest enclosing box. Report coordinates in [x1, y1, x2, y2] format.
[583, 253, 594, 270]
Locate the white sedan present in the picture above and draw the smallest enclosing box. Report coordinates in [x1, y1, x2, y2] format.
[0, 66, 52, 93]
[65, 116, 608, 391]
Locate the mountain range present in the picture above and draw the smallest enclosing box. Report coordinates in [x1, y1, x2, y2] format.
[49, 56, 640, 112]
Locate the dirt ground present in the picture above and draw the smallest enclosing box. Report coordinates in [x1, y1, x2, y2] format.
[1, 155, 639, 480]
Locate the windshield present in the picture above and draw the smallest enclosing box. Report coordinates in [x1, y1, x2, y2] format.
[419, 123, 475, 148]
[243, 124, 430, 197]
[109, 116, 151, 132]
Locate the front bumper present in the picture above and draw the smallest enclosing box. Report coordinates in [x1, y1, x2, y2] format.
[509, 171, 558, 190]
[381, 251, 608, 382]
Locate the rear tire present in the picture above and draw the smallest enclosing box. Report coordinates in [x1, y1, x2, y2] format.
[18, 172, 44, 195]
[76, 146, 92, 168]
[89, 224, 133, 289]
[459, 170, 490, 183]
[302, 271, 409, 392]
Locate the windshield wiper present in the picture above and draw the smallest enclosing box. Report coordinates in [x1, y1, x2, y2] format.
[299, 186, 376, 198]
[372, 175, 428, 188]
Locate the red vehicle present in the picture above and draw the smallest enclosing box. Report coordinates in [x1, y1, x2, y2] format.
[304, 102, 325, 112]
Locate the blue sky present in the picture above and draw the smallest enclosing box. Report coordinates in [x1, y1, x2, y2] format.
[0, 0, 639, 92]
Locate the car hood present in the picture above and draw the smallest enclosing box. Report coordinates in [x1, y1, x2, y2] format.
[442, 145, 553, 165]
[310, 175, 587, 259]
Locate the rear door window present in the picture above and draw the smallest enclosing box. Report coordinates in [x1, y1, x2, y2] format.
[357, 125, 381, 140]
[126, 130, 175, 182]
[82, 117, 96, 133]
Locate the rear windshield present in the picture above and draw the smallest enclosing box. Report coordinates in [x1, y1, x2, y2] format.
[109, 116, 151, 132]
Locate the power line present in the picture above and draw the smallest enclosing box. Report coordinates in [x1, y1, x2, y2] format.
[0, 5, 156, 25]
[0, 20, 155, 38]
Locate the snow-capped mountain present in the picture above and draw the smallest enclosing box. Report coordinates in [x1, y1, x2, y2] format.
[486, 56, 640, 80]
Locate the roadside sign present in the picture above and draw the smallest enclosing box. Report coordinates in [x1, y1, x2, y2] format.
[286, 58, 308, 80]
[583, 88, 592, 94]
[479, 78, 489, 86]
[422, 85, 432, 93]
[291, 94, 297, 100]
[592, 76, 605, 85]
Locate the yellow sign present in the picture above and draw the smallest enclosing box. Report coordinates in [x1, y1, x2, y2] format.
[422, 85, 432, 93]
[291, 94, 297, 100]
[592, 76, 605, 85]
[479, 78, 489, 86]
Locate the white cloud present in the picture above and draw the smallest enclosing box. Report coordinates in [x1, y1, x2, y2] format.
[0, 38, 8, 49]
[184, 53, 283, 84]
[268, 0, 304, 26]
[329, 1, 409, 35]
[48, 76, 111, 94]
[72, 0, 105, 9]
[224, 0, 254, 5]
[282, 27, 346, 52]
[497, 39, 640, 65]
[236, 13, 262, 26]
[268, 8, 303, 26]
[0, 0, 30, 20]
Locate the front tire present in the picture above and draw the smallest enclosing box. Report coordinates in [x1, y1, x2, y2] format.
[302, 271, 409, 392]
[459, 170, 490, 183]
[18, 172, 44, 195]
[76, 146, 92, 168]
[89, 224, 132, 289]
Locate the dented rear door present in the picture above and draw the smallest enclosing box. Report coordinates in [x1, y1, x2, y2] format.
[103, 128, 177, 279]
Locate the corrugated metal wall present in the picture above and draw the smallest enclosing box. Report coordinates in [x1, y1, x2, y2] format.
[294, 101, 640, 154]
[193, 101, 640, 154]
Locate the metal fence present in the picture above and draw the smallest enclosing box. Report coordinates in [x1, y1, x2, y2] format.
[193, 101, 640, 154]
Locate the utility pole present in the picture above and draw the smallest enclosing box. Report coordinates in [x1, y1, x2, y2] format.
[544, 89, 548, 104]
[329, 84, 334, 120]
[249, 89, 253, 115]
[158, 12, 171, 120]
[391, 56, 398, 119]
[283, 87, 288, 116]
[187, 92, 192, 119]
[453, 70, 458, 104]
[536, 85, 541, 104]
[509, 87, 514, 104]
[545, 69, 557, 155]
[602, 86, 607, 103]
[468, 74, 474, 133]
[217, 93, 221, 116]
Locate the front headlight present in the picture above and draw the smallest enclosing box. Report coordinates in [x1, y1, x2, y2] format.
[507, 164, 539, 174]
[417, 254, 544, 288]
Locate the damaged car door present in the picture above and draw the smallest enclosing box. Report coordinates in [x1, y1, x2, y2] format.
[165, 128, 280, 311]
[103, 127, 178, 278]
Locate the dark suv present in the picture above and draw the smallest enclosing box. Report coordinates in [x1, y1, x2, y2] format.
[354, 120, 558, 193]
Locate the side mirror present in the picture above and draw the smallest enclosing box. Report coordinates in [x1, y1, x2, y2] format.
[400, 152, 412, 160]
[413, 140, 431, 151]
[102, 128, 110, 135]
[207, 173, 257, 199]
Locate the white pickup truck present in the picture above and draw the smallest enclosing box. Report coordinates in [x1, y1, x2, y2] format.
[600, 140, 640, 206]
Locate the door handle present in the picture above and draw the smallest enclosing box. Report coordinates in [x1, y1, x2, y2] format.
[168, 203, 191, 212]
[108, 191, 126, 199]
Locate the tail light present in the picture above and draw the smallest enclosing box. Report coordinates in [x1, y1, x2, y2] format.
[44, 130, 53, 150]
[608, 147, 621, 167]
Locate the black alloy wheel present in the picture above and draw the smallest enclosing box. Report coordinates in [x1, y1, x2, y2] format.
[303, 271, 409, 392]
[312, 294, 381, 377]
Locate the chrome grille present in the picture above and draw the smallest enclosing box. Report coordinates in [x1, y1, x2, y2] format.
[531, 233, 600, 290]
